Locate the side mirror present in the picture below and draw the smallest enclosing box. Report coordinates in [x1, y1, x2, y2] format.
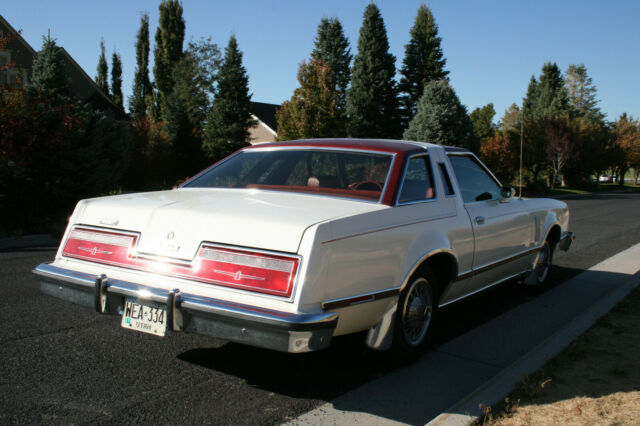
[500, 186, 514, 200]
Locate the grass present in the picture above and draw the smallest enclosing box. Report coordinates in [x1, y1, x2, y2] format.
[476, 282, 640, 425]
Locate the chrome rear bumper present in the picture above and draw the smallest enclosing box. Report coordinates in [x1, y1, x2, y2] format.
[33, 263, 337, 353]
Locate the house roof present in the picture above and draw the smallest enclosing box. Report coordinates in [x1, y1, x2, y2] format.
[0, 14, 122, 117]
[250, 101, 279, 133]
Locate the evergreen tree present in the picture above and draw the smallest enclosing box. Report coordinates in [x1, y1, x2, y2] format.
[399, 4, 449, 121]
[203, 36, 255, 161]
[346, 3, 401, 139]
[470, 103, 496, 144]
[310, 17, 352, 112]
[403, 80, 476, 151]
[276, 59, 343, 140]
[529, 62, 568, 118]
[153, 0, 185, 117]
[110, 51, 123, 110]
[96, 38, 109, 95]
[565, 64, 602, 119]
[29, 35, 70, 100]
[129, 13, 152, 117]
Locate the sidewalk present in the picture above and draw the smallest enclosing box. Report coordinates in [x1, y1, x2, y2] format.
[289, 242, 640, 426]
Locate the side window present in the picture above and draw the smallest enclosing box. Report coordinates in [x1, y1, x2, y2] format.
[448, 155, 501, 203]
[398, 155, 435, 204]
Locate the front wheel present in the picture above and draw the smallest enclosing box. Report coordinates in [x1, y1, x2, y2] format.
[393, 270, 436, 355]
[525, 240, 553, 288]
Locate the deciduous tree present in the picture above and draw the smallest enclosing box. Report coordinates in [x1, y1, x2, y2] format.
[470, 103, 496, 144]
[153, 0, 185, 117]
[276, 59, 342, 140]
[346, 3, 401, 139]
[110, 51, 123, 110]
[310, 17, 351, 114]
[96, 38, 109, 95]
[129, 13, 152, 117]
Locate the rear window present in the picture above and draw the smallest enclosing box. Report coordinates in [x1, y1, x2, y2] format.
[184, 149, 394, 202]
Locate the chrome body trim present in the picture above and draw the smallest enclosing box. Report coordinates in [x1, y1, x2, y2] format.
[33, 263, 337, 353]
[322, 287, 400, 310]
[438, 270, 529, 308]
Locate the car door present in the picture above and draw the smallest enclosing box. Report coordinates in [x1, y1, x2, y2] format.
[448, 154, 532, 293]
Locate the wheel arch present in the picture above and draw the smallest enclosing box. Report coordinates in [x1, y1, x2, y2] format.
[400, 249, 458, 303]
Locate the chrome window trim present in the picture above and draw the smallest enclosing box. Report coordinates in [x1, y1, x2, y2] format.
[395, 152, 438, 206]
[183, 147, 397, 205]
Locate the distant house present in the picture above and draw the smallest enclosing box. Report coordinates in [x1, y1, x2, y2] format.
[249, 101, 279, 144]
[0, 14, 122, 117]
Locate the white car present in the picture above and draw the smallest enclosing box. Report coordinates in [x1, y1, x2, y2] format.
[34, 139, 573, 354]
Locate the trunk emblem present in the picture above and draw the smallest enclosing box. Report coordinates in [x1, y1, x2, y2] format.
[78, 246, 113, 256]
[167, 232, 175, 240]
[214, 270, 265, 281]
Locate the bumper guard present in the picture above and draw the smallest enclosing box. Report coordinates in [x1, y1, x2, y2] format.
[33, 263, 337, 353]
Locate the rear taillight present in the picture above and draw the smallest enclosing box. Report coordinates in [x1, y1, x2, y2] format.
[193, 246, 299, 297]
[62, 227, 137, 267]
[62, 227, 299, 298]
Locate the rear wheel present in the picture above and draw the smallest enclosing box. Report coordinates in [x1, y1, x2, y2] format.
[393, 268, 436, 355]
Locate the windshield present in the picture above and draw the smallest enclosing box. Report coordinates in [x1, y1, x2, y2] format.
[183, 148, 394, 202]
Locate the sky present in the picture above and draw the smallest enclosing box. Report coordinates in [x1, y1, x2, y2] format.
[3, 0, 639, 122]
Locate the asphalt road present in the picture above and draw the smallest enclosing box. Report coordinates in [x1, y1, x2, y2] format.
[1, 191, 639, 425]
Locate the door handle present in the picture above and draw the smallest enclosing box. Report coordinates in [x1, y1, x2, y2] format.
[475, 216, 485, 225]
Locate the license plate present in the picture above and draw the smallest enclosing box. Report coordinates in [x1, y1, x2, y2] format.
[121, 298, 167, 337]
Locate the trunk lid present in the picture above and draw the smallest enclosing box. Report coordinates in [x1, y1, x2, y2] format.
[75, 188, 386, 258]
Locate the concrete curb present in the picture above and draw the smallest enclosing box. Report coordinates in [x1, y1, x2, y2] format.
[0, 234, 59, 250]
[428, 263, 640, 425]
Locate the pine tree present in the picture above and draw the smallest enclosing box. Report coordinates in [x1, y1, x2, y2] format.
[96, 38, 109, 95]
[470, 103, 496, 144]
[565, 64, 602, 119]
[110, 51, 123, 110]
[203, 36, 255, 161]
[399, 5, 449, 122]
[403, 80, 476, 151]
[29, 35, 70, 100]
[276, 59, 343, 140]
[346, 4, 401, 139]
[310, 17, 352, 112]
[153, 0, 185, 117]
[129, 13, 152, 117]
[531, 62, 569, 118]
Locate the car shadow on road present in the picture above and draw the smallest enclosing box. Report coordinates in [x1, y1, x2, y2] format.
[178, 265, 586, 406]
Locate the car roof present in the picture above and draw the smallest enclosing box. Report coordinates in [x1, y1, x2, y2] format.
[246, 138, 442, 155]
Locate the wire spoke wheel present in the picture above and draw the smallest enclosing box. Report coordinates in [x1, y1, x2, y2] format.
[401, 277, 433, 347]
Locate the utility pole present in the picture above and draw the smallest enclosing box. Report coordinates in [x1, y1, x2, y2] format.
[519, 102, 524, 199]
